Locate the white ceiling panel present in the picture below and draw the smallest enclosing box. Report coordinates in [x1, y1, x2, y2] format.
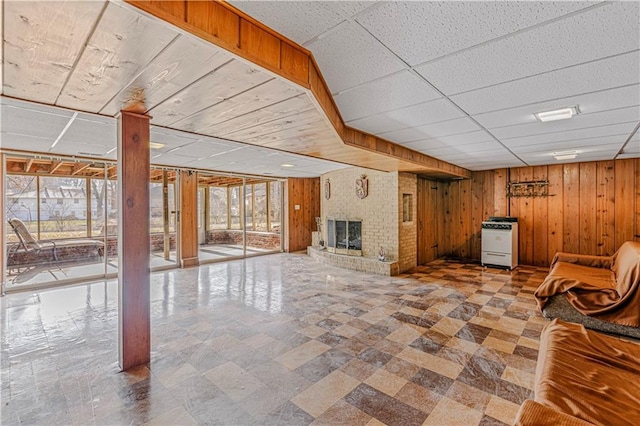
[455, 157, 527, 170]
[356, 1, 593, 66]
[428, 141, 507, 157]
[335, 71, 441, 122]
[305, 20, 406, 94]
[451, 51, 640, 115]
[379, 118, 480, 144]
[59, 116, 116, 148]
[417, 2, 639, 95]
[55, 142, 113, 158]
[0, 133, 54, 153]
[491, 106, 640, 140]
[228, 1, 374, 45]
[472, 84, 640, 129]
[502, 122, 638, 149]
[422, 130, 496, 149]
[1, 104, 72, 140]
[509, 134, 629, 155]
[346, 98, 465, 135]
[522, 145, 623, 165]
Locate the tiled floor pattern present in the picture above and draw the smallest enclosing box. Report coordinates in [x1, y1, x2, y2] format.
[1, 254, 548, 425]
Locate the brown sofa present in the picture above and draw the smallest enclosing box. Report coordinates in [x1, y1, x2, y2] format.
[515, 319, 640, 426]
[534, 241, 640, 338]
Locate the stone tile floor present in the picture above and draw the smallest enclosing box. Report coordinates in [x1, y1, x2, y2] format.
[1, 254, 549, 425]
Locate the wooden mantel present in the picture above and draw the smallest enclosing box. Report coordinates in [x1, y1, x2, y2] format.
[124, 0, 470, 179]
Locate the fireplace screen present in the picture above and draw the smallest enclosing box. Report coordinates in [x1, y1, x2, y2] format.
[326, 218, 362, 256]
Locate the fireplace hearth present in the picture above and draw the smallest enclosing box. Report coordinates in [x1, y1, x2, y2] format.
[326, 218, 362, 256]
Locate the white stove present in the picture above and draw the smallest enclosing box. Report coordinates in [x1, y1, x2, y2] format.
[481, 219, 518, 270]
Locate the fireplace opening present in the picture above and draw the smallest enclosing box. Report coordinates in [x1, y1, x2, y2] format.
[326, 218, 362, 256]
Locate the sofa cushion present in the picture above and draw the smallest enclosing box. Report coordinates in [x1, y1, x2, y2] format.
[534, 320, 640, 425]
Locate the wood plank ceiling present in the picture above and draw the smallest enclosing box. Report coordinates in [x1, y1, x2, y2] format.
[1, 0, 469, 179]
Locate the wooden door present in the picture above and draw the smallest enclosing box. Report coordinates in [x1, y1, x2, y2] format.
[417, 178, 439, 264]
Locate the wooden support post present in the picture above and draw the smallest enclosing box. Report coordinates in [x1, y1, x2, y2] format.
[179, 170, 199, 267]
[117, 111, 150, 371]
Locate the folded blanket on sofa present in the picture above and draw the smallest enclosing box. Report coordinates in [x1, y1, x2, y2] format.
[535, 241, 640, 327]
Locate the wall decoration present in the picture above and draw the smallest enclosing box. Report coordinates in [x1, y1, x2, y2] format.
[507, 180, 550, 198]
[324, 178, 331, 200]
[355, 174, 368, 199]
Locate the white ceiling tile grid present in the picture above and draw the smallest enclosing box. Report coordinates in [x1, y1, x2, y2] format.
[378, 118, 480, 144]
[415, 2, 639, 95]
[346, 98, 465, 135]
[450, 51, 640, 115]
[305, 20, 407, 94]
[472, 84, 640, 129]
[354, 1, 595, 66]
[334, 70, 441, 122]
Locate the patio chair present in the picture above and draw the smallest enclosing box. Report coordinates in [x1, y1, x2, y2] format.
[7, 218, 104, 268]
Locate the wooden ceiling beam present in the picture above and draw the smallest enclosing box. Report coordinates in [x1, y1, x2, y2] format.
[124, 0, 471, 179]
[72, 163, 92, 176]
[24, 158, 34, 173]
[50, 161, 64, 174]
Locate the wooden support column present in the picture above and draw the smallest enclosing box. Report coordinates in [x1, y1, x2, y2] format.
[179, 170, 199, 267]
[117, 111, 150, 371]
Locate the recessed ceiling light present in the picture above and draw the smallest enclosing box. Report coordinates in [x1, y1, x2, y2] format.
[535, 106, 580, 122]
[149, 142, 165, 149]
[553, 150, 578, 161]
[281, 164, 295, 168]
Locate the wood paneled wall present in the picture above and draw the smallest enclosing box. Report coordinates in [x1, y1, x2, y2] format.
[286, 178, 320, 252]
[421, 159, 640, 267]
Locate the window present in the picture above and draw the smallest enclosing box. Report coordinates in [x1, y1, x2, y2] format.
[254, 183, 267, 231]
[209, 187, 228, 230]
[230, 186, 241, 229]
[245, 184, 253, 230]
[403, 193, 413, 223]
[269, 181, 281, 232]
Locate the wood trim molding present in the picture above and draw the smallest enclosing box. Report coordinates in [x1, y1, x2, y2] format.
[124, 0, 470, 179]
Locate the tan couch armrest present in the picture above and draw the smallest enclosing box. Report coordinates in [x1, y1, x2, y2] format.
[514, 400, 594, 426]
[550, 252, 612, 269]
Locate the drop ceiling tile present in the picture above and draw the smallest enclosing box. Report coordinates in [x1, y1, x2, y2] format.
[1, 104, 71, 140]
[502, 122, 637, 148]
[346, 98, 463, 134]
[356, 1, 592, 66]
[400, 139, 450, 152]
[55, 142, 111, 158]
[435, 147, 513, 162]
[0, 133, 54, 153]
[228, 1, 373, 45]
[451, 51, 640, 114]
[417, 2, 639, 94]
[491, 106, 640, 140]
[306, 21, 406, 94]
[509, 134, 628, 154]
[421, 130, 496, 149]
[428, 141, 506, 157]
[522, 144, 623, 165]
[472, 84, 640, 129]
[151, 153, 198, 167]
[60, 117, 116, 148]
[378, 118, 480, 144]
[455, 157, 527, 171]
[335, 71, 441, 122]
